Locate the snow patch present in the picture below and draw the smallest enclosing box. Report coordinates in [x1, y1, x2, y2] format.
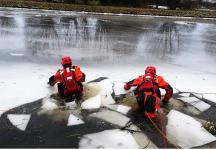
[178, 97, 210, 112]
[81, 95, 101, 110]
[7, 114, 31, 131]
[79, 129, 139, 148]
[67, 114, 84, 126]
[203, 94, 216, 103]
[166, 110, 216, 148]
[90, 110, 130, 127]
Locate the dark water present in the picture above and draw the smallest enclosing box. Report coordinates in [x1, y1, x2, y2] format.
[0, 7, 216, 71]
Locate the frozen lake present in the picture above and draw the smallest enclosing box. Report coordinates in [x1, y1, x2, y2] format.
[0, 7, 216, 111]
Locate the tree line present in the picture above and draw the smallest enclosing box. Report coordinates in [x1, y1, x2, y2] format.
[40, 0, 216, 9]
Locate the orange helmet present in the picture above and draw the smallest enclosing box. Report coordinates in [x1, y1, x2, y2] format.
[145, 66, 156, 75]
[61, 56, 72, 66]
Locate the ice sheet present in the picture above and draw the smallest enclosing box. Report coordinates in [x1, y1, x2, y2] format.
[67, 114, 84, 126]
[79, 129, 139, 148]
[166, 110, 216, 148]
[7, 114, 31, 131]
[178, 97, 210, 112]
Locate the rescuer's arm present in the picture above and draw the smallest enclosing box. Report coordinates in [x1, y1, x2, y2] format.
[74, 66, 85, 82]
[157, 76, 173, 103]
[48, 70, 61, 86]
[124, 76, 143, 90]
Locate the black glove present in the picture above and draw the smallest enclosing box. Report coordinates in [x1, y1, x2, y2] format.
[48, 75, 55, 86]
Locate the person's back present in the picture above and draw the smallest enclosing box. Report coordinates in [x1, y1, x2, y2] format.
[48, 56, 85, 103]
[124, 66, 173, 118]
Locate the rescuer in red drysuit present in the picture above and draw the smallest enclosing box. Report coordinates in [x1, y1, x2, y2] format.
[124, 66, 173, 118]
[48, 56, 85, 103]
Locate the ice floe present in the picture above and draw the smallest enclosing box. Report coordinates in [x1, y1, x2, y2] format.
[41, 97, 58, 111]
[203, 94, 216, 104]
[178, 97, 210, 112]
[105, 104, 131, 115]
[179, 93, 190, 97]
[113, 82, 136, 96]
[81, 95, 101, 110]
[90, 110, 130, 127]
[95, 79, 116, 105]
[7, 114, 31, 131]
[166, 110, 216, 148]
[79, 129, 139, 148]
[67, 114, 84, 126]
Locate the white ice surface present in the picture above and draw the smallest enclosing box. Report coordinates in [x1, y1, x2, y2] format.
[81, 95, 101, 110]
[90, 110, 130, 127]
[7, 114, 31, 131]
[67, 114, 84, 126]
[203, 94, 216, 103]
[178, 96, 210, 112]
[166, 110, 216, 148]
[79, 129, 139, 148]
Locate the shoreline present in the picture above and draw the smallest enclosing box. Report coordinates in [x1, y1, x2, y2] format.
[0, 0, 216, 18]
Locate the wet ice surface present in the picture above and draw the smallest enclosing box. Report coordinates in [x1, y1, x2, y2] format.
[167, 110, 216, 148]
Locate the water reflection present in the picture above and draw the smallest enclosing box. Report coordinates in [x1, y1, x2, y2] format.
[0, 9, 215, 66]
[136, 22, 197, 60]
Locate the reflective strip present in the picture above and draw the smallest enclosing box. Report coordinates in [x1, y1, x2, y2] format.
[66, 68, 70, 73]
[67, 76, 72, 80]
[60, 71, 64, 75]
[146, 76, 151, 79]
